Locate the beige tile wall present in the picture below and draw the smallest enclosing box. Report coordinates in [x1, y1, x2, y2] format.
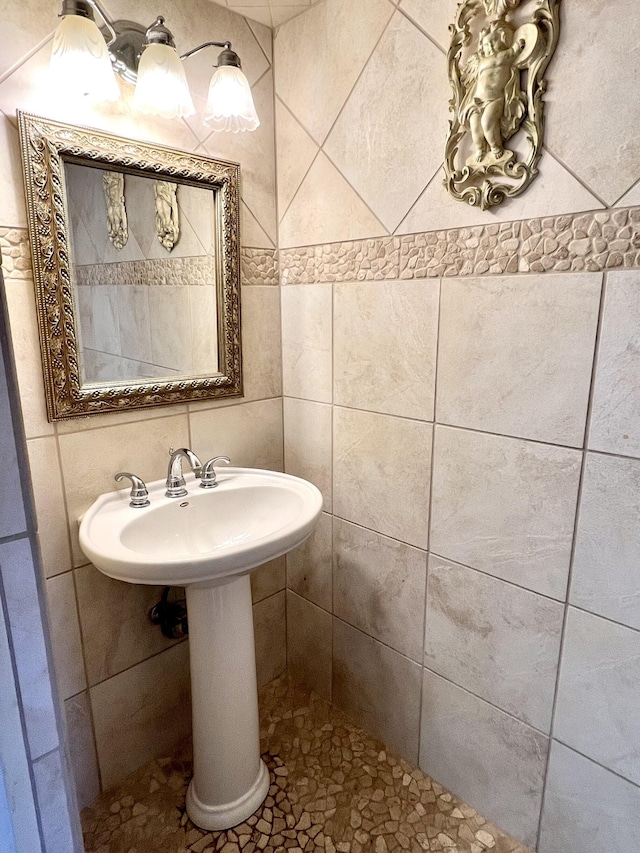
[277, 2, 640, 851]
[0, 0, 284, 815]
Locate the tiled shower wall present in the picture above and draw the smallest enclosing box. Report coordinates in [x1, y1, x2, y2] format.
[276, 1, 640, 851]
[0, 0, 284, 813]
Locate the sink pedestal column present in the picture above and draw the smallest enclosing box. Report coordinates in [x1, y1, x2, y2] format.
[185, 574, 270, 830]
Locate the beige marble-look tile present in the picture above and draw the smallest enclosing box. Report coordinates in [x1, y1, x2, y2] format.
[26, 436, 72, 578]
[554, 607, 640, 786]
[333, 407, 432, 549]
[334, 279, 439, 421]
[275, 97, 319, 219]
[589, 271, 640, 458]
[437, 274, 602, 446]
[399, 0, 459, 51]
[32, 749, 78, 853]
[539, 742, 640, 853]
[45, 572, 85, 701]
[286, 510, 332, 611]
[64, 692, 100, 810]
[324, 11, 451, 233]
[91, 641, 191, 790]
[333, 618, 422, 764]
[241, 285, 282, 402]
[55, 402, 188, 435]
[253, 591, 286, 687]
[251, 556, 286, 603]
[274, 0, 394, 145]
[0, 113, 28, 228]
[281, 284, 332, 402]
[397, 156, 604, 236]
[0, 598, 42, 853]
[544, 2, 640, 204]
[430, 426, 581, 600]
[0, 0, 55, 79]
[286, 590, 332, 701]
[74, 564, 182, 686]
[425, 555, 563, 732]
[284, 397, 332, 510]
[58, 412, 190, 565]
[3, 278, 54, 438]
[189, 398, 284, 470]
[0, 538, 59, 761]
[571, 452, 640, 630]
[148, 286, 192, 373]
[419, 670, 548, 849]
[278, 153, 388, 248]
[334, 518, 427, 663]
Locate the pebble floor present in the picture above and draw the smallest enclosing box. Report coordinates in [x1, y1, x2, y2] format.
[81, 676, 532, 853]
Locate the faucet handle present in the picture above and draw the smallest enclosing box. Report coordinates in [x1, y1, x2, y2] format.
[200, 456, 231, 489]
[115, 472, 150, 508]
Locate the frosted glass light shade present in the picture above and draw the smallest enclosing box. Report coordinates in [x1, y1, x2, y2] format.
[50, 14, 119, 101]
[203, 66, 260, 133]
[132, 44, 195, 119]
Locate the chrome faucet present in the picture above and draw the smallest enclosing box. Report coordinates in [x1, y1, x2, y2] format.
[115, 472, 150, 508]
[165, 447, 203, 498]
[199, 455, 231, 488]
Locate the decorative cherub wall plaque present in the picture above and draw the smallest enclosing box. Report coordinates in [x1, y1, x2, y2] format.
[444, 0, 560, 209]
[154, 179, 180, 251]
[103, 170, 128, 249]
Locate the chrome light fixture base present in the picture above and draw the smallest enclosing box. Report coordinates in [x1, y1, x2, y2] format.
[104, 20, 146, 85]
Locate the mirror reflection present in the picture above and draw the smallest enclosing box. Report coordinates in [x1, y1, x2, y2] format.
[65, 162, 219, 384]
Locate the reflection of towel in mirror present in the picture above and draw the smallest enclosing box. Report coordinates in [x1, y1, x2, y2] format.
[154, 180, 180, 252]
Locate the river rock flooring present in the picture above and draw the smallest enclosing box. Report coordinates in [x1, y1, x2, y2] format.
[81, 676, 531, 853]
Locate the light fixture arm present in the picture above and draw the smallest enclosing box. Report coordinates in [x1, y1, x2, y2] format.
[180, 41, 242, 68]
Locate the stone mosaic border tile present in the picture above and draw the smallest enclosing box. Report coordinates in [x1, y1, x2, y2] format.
[0, 227, 31, 280]
[0, 231, 279, 289]
[241, 248, 279, 286]
[280, 207, 640, 284]
[75, 256, 217, 287]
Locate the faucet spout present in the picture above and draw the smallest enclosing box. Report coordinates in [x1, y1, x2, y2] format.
[166, 447, 203, 498]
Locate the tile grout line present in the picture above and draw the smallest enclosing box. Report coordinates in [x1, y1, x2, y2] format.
[534, 269, 609, 850]
[417, 275, 443, 767]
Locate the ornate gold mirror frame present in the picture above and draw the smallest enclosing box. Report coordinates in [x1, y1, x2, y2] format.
[444, 0, 560, 210]
[17, 111, 242, 421]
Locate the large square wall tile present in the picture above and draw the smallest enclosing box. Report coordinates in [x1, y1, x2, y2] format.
[589, 271, 640, 457]
[286, 511, 332, 612]
[74, 565, 181, 686]
[425, 555, 563, 732]
[333, 618, 422, 764]
[334, 279, 439, 420]
[554, 607, 640, 786]
[571, 452, 640, 630]
[287, 591, 332, 701]
[333, 407, 432, 549]
[334, 518, 427, 662]
[90, 641, 191, 790]
[430, 426, 581, 599]
[419, 671, 548, 848]
[437, 274, 601, 446]
[281, 285, 332, 403]
[539, 742, 640, 853]
[284, 397, 332, 510]
[253, 591, 286, 687]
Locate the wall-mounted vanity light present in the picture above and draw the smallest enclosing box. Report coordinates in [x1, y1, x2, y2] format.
[49, 0, 260, 131]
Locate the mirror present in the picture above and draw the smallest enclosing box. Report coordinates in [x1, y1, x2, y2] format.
[17, 111, 242, 421]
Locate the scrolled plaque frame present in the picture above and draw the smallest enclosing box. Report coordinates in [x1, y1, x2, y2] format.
[444, 0, 561, 210]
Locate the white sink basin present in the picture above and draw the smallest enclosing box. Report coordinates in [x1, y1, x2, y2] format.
[79, 467, 322, 587]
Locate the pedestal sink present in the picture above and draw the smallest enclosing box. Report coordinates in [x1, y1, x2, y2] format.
[79, 467, 322, 830]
